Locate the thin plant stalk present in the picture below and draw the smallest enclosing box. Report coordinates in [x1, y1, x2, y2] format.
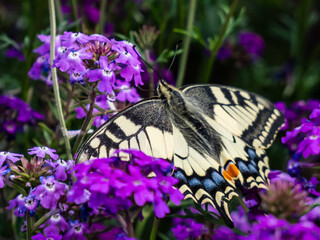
[237, 196, 249, 213]
[98, 0, 108, 34]
[26, 213, 32, 240]
[202, 0, 238, 83]
[54, 0, 63, 26]
[71, 0, 80, 32]
[72, 84, 97, 158]
[48, 0, 73, 160]
[176, 0, 197, 87]
[125, 211, 134, 238]
[150, 217, 160, 240]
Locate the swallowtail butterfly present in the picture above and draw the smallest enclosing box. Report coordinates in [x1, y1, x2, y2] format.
[77, 79, 284, 227]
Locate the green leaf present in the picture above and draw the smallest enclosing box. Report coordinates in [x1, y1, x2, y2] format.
[0, 33, 20, 49]
[156, 49, 182, 63]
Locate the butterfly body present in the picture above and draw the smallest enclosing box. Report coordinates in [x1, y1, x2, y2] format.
[77, 80, 284, 227]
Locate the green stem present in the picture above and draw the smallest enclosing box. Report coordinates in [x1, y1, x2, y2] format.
[125, 211, 134, 238]
[26, 213, 32, 240]
[71, 0, 80, 32]
[176, 0, 197, 87]
[48, 0, 73, 160]
[150, 217, 160, 240]
[144, 49, 155, 97]
[32, 208, 61, 232]
[237, 196, 249, 213]
[54, 0, 64, 27]
[98, 0, 107, 34]
[202, 0, 238, 83]
[72, 85, 97, 158]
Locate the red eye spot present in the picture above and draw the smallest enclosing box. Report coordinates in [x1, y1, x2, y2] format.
[225, 162, 240, 179]
[222, 169, 233, 182]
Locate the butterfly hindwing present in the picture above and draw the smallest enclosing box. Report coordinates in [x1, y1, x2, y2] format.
[77, 98, 174, 163]
[180, 84, 284, 149]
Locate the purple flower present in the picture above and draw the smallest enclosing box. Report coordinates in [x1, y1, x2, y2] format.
[303, 177, 320, 197]
[217, 42, 232, 60]
[115, 81, 141, 103]
[231, 206, 251, 233]
[0, 95, 44, 136]
[68, 150, 183, 218]
[64, 221, 88, 240]
[45, 213, 69, 232]
[28, 55, 50, 80]
[245, 215, 320, 239]
[99, 228, 136, 240]
[301, 205, 320, 222]
[70, 71, 86, 84]
[120, 64, 144, 86]
[172, 218, 206, 240]
[286, 221, 320, 240]
[83, 3, 100, 23]
[0, 165, 10, 188]
[282, 104, 320, 160]
[28, 146, 59, 160]
[5, 45, 25, 61]
[87, 57, 117, 94]
[248, 215, 288, 239]
[297, 132, 320, 158]
[3, 120, 17, 134]
[30, 32, 144, 100]
[0, 151, 23, 167]
[34, 176, 66, 209]
[54, 48, 93, 73]
[8, 194, 26, 217]
[19, 193, 40, 217]
[46, 159, 74, 181]
[238, 31, 264, 58]
[276, 100, 320, 132]
[212, 226, 239, 240]
[60, 32, 90, 47]
[67, 186, 91, 205]
[31, 232, 62, 240]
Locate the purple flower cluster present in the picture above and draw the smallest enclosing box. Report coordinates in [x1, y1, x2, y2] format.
[3, 147, 182, 239]
[275, 99, 320, 132]
[29, 32, 143, 97]
[0, 95, 44, 136]
[281, 104, 320, 180]
[4, 147, 78, 239]
[238, 32, 264, 58]
[68, 150, 184, 218]
[210, 206, 320, 239]
[171, 218, 207, 240]
[7, 147, 69, 216]
[0, 151, 22, 188]
[5, 44, 25, 61]
[217, 31, 265, 62]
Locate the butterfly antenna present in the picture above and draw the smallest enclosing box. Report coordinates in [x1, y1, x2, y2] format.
[133, 45, 163, 81]
[168, 40, 182, 71]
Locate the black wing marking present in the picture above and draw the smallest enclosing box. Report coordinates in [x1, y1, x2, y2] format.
[76, 98, 174, 163]
[180, 84, 284, 149]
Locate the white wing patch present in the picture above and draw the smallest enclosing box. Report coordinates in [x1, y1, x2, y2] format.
[172, 125, 189, 159]
[117, 115, 141, 136]
[137, 131, 152, 155]
[106, 130, 122, 143]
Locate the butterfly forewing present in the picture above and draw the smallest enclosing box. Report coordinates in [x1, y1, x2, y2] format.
[77, 98, 174, 163]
